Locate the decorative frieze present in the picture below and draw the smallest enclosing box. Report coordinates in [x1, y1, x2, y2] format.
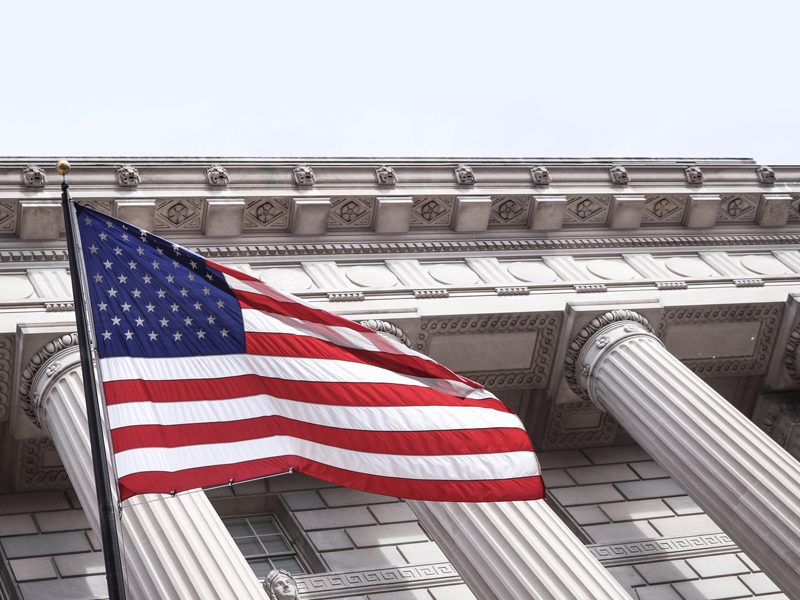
[564, 195, 609, 225]
[117, 165, 141, 187]
[718, 194, 758, 222]
[410, 196, 454, 227]
[642, 195, 686, 223]
[589, 533, 736, 567]
[154, 198, 203, 231]
[0, 200, 17, 234]
[328, 197, 373, 229]
[243, 197, 290, 230]
[0, 336, 10, 421]
[489, 195, 530, 226]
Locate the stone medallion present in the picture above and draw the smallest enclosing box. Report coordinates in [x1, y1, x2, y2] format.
[585, 259, 639, 281]
[428, 264, 480, 286]
[506, 261, 559, 283]
[346, 266, 399, 288]
[664, 257, 716, 278]
[740, 255, 790, 276]
[259, 268, 314, 292]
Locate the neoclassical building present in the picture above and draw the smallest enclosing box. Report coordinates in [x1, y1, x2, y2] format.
[0, 157, 797, 599]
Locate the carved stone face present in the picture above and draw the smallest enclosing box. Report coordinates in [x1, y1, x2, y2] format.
[270, 573, 298, 600]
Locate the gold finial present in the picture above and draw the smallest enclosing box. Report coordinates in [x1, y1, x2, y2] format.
[55, 159, 71, 176]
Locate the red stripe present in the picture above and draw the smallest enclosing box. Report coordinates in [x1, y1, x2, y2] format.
[102, 376, 511, 412]
[244, 332, 477, 385]
[118, 457, 545, 502]
[110, 416, 533, 454]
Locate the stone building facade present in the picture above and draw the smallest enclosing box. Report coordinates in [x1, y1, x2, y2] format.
[0, 158, 797, 599]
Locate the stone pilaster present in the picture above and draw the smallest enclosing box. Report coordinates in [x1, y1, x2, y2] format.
[569, 311, 800, 597]
[20, 335, 267, 600]
[410, 500, 633, 600]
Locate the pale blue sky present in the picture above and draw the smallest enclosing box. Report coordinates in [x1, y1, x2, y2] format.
[2, 1, 796, 162]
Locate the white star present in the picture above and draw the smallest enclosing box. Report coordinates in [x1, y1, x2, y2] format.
[184, 316, 193, 326]
[121, 302, 132, 312]
[166, 274, 175, 284]
[103, 260, 113, 269]
[107, 287, 118, 298]
[99, 232, 108, 241]
[93, 273, 103, 283]
[101, 330, 112, 341]
[156, 289, 166, 298]
[84, 216, 92, 225]
[89, 244, 99, 254]
[105, 220, 113, 228]
[173, 331, 183, 341]
[151, 261, 160, 270]
[128, 260, 137, 270]
[117, 274, 128, 284]
[157, 247, 164, 255]
[142, 274, 152, 284]
[114, 246, 123, 256]
[216, 299, 225, 308]
[193, 301, 202, 311]
[170, 303, 180, 312]
[148, 331, 159, 341]
[196, 329, 206, 339]
[202, 286, 210, 296]
[159, 318, 169, 328]
[190, 260, 198, 270]
[135, 317, 145, 327]
[207, 314, 217, 325]
[136, 247, 145, 256]
[124, 330, 134, 340]
[187, 273, 195, 282]
[111, 316, 121, 326]
[172, 260, 179, 269]
[205, 273, 214, 281]
[121, 233, 129, 241]
[131, 288, 142, 299]
[179, 288, 189, 297]
[145, 303, 155, 313]
[172, 244, 181, 255]
[97, 301, 108, 311]
[220, 328, 229, 338]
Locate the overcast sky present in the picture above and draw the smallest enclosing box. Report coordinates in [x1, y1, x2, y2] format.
[2, 1, 796, 163]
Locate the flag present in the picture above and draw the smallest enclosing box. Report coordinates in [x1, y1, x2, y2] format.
[75, 204, 544, 502]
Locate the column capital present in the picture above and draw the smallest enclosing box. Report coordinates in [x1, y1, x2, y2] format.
[564, 309, 655, 400]
[18, 333, 80, 431]
[359, 319, 412, 348]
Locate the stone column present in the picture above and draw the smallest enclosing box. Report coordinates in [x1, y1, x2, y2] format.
[410, 499, 633, 600]
[565, 310, 800, 597]
[20, 335, 267, 600]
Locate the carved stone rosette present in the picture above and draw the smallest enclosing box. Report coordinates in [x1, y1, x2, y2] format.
[22, 165, 46, 187]
[117, 165, 141, 187]
[18, 333, 80, 430]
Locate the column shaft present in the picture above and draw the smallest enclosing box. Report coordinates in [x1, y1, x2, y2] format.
[41, 361, 267, 600]
[410, 500, 633, 600]
[584, 326, 800, 597]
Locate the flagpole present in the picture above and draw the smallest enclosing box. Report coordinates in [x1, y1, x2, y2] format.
[57, 160, 127, 600]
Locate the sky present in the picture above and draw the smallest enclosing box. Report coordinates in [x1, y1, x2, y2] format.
[2, 1, 797, 163]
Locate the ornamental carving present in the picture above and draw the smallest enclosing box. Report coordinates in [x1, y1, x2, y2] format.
[543, 400, 618, 449]
[0, 201, 17, 234]
[531, 165, 551, 185]
[757, 165, 776, 184]
[206, 164, 229, 186]
[117, 165, 141, 187]
[410, 196, 454, 227]
[454, 164, 476, 185]
[155, 198, 203, 231]
[609, 165, 629, 185]
[243, 197, 290, 230]
[489, 196, 531, 225]
[717, 194, 758, 222]
[328, 197, 373, 229]
[19, 333, 79, 428]
[642, 195, 686, 223]
[657, 303, 782, 377]
[264, 569, 298, 600]
[359, 319, 412, 348]
[783, 322, 800, 384]
[752, 394, 800, 459]
[685, 166, 704, 184]
[589, 533, 735, 567]
[564, 195, 609, 224]
[564, 310, 655, 398]
[790, 195, 800, 222]
[417, 312, 561, 390]
[293, 165, 315, 186]
[22, 166, 46, 188]
[0, 336, 11, 420]
[375, 165, 397, 186]
[14, 437, 69, 490]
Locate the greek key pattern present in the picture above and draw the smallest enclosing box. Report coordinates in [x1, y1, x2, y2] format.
[590, 534, 736, 567]
[295, 562, 461, 599]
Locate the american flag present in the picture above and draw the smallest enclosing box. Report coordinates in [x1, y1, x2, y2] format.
[75, 204, 544, 502]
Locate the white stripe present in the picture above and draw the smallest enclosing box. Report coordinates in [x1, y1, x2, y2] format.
[99, 354, 495, 400]
[114, 436, 539, 480]
[107, 395, 524, 432]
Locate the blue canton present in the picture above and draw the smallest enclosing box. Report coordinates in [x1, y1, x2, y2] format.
[76, 204, 245, 359]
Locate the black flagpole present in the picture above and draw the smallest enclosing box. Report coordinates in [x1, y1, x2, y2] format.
[57, 160, 127, 600]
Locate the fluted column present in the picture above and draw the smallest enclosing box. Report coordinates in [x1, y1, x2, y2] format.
[410, 500, 633, 600]
[566, 310, 800, 597]
[20, 335, 267, 600]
